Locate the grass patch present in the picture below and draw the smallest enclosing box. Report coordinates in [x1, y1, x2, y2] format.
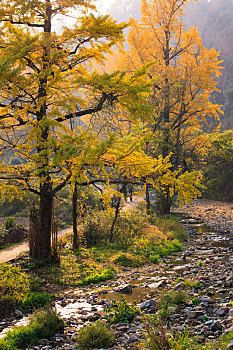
[0, 309, 64, 350]
[131, 236, 183, 263]
[79, 268, 115, 286]
[157, 290, 187, 321]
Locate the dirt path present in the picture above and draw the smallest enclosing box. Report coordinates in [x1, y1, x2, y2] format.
[0, 242, 29, 264]
[0, 227, 73, 264]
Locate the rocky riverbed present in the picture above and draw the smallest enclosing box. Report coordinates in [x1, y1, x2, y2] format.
[0, 200, 233, 349]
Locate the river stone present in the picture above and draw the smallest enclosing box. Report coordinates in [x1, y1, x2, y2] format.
[215, 308, 228, 316]
[60, 300, 67, 307]
[174, 283, 183, 290]
[116, 284, 133, 294]
[126, 334, 139, 343]
[228, 309, 233, 317]
[186, 309, 204, 319]
[227, 341, 233, 349]
[140, 299, 156, 310]
[14, 310, 23, 318]
[206, 320, 222, 332]
[38, 339, 49, 345]
[199, 296, 214, 304]
[225, 275, 233, 287]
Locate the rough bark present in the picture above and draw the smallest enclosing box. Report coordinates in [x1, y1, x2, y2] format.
[72, 183, 78, 250]
[146, 184, 151, 215]
[109, 196, 121, 242]
[30, 0, 53, 262]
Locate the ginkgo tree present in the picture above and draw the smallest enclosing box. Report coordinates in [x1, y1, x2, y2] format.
[112, 0, 223, 214]
[0, 0, 157, 262]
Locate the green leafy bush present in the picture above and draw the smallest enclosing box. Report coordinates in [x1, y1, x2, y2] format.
[0, 309, 64, 350]
[4, 217, 16, 230]
[112, 252, 142, 267]
[83, 211, 113, 247]
[77, 322, 114, 350]
[160, 290, 186, 307]
[21, 292, 52, 311]
[192, 298, 201, 306]
[182, 279, 203, 290]
[148, 254, 160, 264]
[157, 290, 186, 321]
[105, 296, 139, 324]
[0, 264, 30, 315]
[29, 276, 44, 292]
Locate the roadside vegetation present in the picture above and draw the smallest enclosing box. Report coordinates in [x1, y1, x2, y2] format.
[0, 200, 187, 313]
[0, 309, 64, 350]
[141, 317, 233, 350]
[29, 203, 186, 288]
[0, 264, 53, 316]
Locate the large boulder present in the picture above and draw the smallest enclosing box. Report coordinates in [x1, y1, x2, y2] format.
[116, 284, 133, 294]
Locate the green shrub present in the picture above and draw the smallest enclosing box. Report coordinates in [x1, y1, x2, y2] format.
[150, 215, 188, 241]
[77, 322, 114, 350]
[141, 318, 199, 350]
[21, 292, 52, 310]
[112, 252, 142, 267]
[192, 298, 201, 306]
[160, 290, 186, 307]
[83, 211, 113, 247]
[4, 217, 16, 230]
[148, 254, 160, 264]
[157, 290, 186, 321]
[83, 208, 148, 248]
[0, 341, 18, 350]
[0, 264, 30, 315]
[29, 276, 44, 292]
[105, 296, 139, 324]
[79, 268, 115, 286]
[182, 279, 203, 290]
[0, 309, 64, 350]
[141, 321, 233, 350]
[29, 309, 64, 339]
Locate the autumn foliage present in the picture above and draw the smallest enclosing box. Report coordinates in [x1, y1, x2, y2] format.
[0, 0, 224, 261]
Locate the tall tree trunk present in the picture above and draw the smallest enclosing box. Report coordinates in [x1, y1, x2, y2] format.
[30, 0, 53, 262]
[72, 183, 78, 250]
[146, 184, 151, 215]
[109, 196, 121, 242]
[157, 190, 171, 215]
[30, 183, 53, 261]
[156, 30, 172, 216]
